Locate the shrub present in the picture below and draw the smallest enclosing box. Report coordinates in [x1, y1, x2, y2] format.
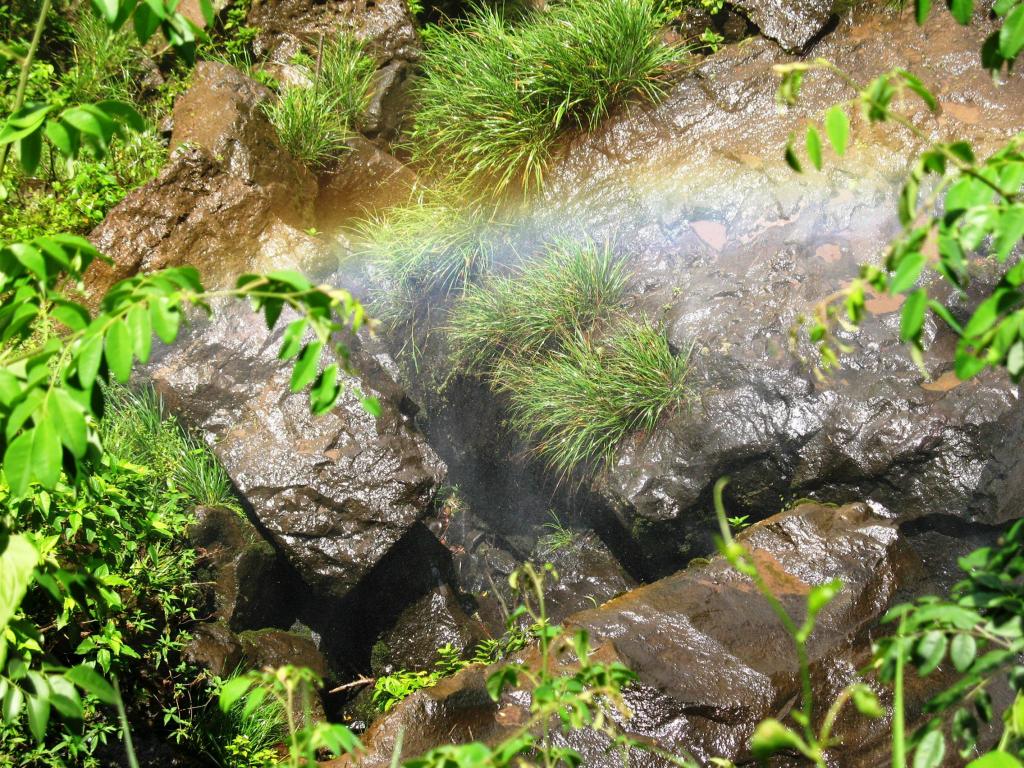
[192, 670, 287, 768]
[495, 319, 688, 476]
[409, 0, 687, 192]
[447, 240, 626, 372]
[61, 11, 141, 105]
[265, 34, 374, 169]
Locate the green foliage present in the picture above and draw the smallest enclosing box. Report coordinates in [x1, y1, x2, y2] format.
[218, 666, 360, 767]
[497, 319, 688, 476]
[410, 0, 689, 193]
[538, 511, 577, 554]
[264, 34, 374, 169]
[448, 241, 627, 373]
[100, 384, 240, 511]
[353, 194, 498, 323]
[192, 670, 287, 768]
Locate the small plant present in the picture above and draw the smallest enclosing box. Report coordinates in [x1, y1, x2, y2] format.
[727, 514, 751, 532]
[193, 670, 287, 768]
[264, 33, 374, 169]
[410, 0, 689, 193]
[538, 510, 577, 554]
[448, 240, 627, 373]
[496, 319, 689, 477]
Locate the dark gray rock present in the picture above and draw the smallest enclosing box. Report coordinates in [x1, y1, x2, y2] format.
[372, 585, 488, 674]
[729, 0, 835, 52]
[149, 304, 446, 602]
[87, 61, 319, 297]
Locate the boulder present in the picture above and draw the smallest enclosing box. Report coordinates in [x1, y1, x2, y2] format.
[372, 585, 488, 674]
[148, 302, 446, 602]
[187, 505, 302, 632]
[729, 0, 835, 53]
[315, 137, 417, 229]
[512, 6, 1024, 575]
[239, 628, 330, 677]
[337, 502, 1001, 767]
[183, 620, 244, 678]
[532, 531, 636, 624]
[247, 0, 419, 66]
[87, 62, 318, 297]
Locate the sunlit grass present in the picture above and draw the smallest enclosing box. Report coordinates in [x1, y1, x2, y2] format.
[495, 319, 688, 477]
[409, 0, 688, 193]
[447, 240, 627, 372]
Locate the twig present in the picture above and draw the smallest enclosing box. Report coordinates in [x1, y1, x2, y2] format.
[328, 674, 375, 694]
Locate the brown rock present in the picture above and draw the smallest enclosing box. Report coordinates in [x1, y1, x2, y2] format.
[315, 137, 417, 229]
[87, 62, 318, 296]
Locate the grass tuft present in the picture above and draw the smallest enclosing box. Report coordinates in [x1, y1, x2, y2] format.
[447, 240, 626, 372]
[351, 193, 499, 324]
[410, 0, 688, 193]
[101, 385, 241, 511]
[265, 33, 375, 169]
[495, 319, 688, 477]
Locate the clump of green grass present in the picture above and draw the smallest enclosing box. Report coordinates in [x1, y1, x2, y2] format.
[265, 33, 375, 169]
[538, 510, 578, 554]
[192, 669, 287, 768]
[351, 193, 498, 324]
[101, 385, 241, 511]
[495, 319, 688, 476]
[447, 241, 626, 372]
[410, 0, 688, 193]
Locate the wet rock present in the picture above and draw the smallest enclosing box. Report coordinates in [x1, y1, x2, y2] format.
[188, 506, 302, 632]
[247, 0, 419, 65]
[729, 0, 835, 52]
[338, 502, 957, 767]
[184, 620, 244, 677]
[87, 62, 317, 296]
[516, 6, 1024, 576]
[148, 303, 446, 602]
[315, 137, 417, 229]
[239, 628, 329, 677]
[359, 60, 418, 141]
[372, 585, 488, 674]
[533, 531, 637, 624]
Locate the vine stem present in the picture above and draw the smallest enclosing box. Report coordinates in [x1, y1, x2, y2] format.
[0, 0, 53, 180]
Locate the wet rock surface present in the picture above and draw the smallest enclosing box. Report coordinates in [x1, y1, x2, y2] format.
[340, 502, 1000, 767]
[148, 303, 445, 602]
[87, 62, 318, 295]
[728, 0, 835, 52]
[512, 6, 1024, 574]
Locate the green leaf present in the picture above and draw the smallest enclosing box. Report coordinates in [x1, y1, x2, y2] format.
[485, 667, 519, 701]
[44, 119, 75, 158]
[95, 100, 145, 133]
[851, 685, 884, 718]
[1000, 4, 1024, 59]
[913, 729, 945, 768]
[65, 665, 117, 705]
[0, 536, 37, 635]
[150, 297, 180, 345]
[915, 630, 948, 675]
[75, 334, 104, 389]
[916, 0, 932, 24]
[784, 134, 803, 173]
[805, 125, 823, 170]
[807, 579, 842, 617]
[25, 690, 50, 742]
[18, 127, 42, 175]
[361, 396, 382, 418]
[104, 320, 133, 383]
[218, 676, 253, 713]
[127, 304, 153, 364]
[48, 389, 88, 458]
[91, 0, 120, 25]
[751, 718, 806, 760]
[311, 363, 340, 415]
[889, 252, 926, 293]
[994, 206, 1024, 262]
[967, 752, 1024, 768]
[950, 632, 978, 672]
[290, 342, 324, 392]
[824, 106, 849, 156]
[947, 0, 973, 25]
[901, 289, 928, 343]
